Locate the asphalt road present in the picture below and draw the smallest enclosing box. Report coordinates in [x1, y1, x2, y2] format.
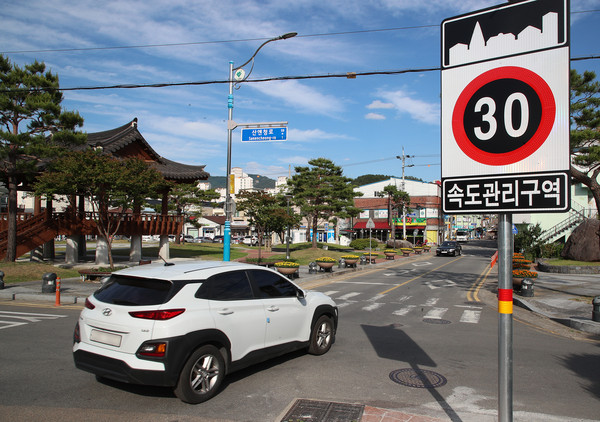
[1, 242, 598, 421]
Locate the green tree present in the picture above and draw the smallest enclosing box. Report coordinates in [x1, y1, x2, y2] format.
[163, 183, 219, 243]
[570, 69, 600, 216]
[514, 223, 543, 260]
[34, 149, 166, 268]
[382, 184, 410, 240]
[287, 158, 362, 248]
[0, 55, 86, 261]
[236, 190, 281, 260]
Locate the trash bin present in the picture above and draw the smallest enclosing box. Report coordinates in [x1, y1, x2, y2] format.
[593, 296, 600, 322]
[338, 258, 345, 269]
[520, 278, 534, 297]
[42, 272, 57, 293]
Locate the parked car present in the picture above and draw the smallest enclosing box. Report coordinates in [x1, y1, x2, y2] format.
[242, 235, 258, 246]
[73, 261, 338, 404]
[436, 241, 462, 256]
[194, 236, 213, 243]
[231, 235, 243, 244]
[213, 235, 224, 243]
[180, 234, 195, 243]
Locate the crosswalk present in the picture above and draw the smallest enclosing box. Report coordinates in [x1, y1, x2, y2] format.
[323, 290, 484, 324]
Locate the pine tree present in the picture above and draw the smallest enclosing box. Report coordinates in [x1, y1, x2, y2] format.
[287, 158, 362, 248]
[0, 55, 86, 261]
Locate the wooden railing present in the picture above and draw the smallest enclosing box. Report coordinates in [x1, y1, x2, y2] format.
[0, 211, 184, 260]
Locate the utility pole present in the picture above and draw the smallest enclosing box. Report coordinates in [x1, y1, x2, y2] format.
[396, 149, 414, 240]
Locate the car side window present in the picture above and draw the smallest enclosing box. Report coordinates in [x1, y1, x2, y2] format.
[248, 269, 297, 298]
[200, 270, 254, 301]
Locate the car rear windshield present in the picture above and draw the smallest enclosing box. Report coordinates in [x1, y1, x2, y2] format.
[94, 276, 174, 306]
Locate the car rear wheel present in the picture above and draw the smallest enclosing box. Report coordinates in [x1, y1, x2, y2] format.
[174, 345, 225, 404]
[308, 315, 334, 355]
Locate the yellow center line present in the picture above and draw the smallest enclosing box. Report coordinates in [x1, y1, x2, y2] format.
[378, 256, 463, 295]
[467, 263, 494, 302]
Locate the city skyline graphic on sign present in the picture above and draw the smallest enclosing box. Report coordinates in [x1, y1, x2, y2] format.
[448, 12, 558, 67]
[442, 0, 567, 68]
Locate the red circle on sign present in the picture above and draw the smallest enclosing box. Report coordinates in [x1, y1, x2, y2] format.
[452, 66, 555, 166]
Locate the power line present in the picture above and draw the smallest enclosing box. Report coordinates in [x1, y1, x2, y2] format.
[3, 9, 599, 55]
[1, 55, 597, 94]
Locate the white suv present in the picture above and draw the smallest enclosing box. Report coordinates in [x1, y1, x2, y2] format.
[73, 261, 337, 403]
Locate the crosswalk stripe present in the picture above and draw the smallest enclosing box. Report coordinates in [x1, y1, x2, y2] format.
[337, 292, 361, 300]
[393, 305, 416, 316]
[460, 310, 482, 323]
[362, 302, 384, 311]
[425, 308, 448, 319]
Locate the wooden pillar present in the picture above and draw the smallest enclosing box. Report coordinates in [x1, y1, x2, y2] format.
[159, 191, 170, 260]
[43, 198, 55, 260]
[78, 195, 86, 260]
[130, 203, 142, 262]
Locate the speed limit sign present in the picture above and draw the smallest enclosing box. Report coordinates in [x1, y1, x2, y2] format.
[441, 0, 570, 213]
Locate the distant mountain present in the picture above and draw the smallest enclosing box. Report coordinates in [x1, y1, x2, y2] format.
[207, 174, 276, 190]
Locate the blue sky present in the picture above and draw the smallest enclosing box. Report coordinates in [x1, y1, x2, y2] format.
[1, 0, 599, 183]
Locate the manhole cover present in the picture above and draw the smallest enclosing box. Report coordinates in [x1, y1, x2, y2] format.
[281, 399, 364, 422]
[423, 318, 451, 324]
[389, 368, 447, 389]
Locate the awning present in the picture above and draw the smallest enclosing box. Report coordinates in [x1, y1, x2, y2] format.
[353, 221, 391, 230]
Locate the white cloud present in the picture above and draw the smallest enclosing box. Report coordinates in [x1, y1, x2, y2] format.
[289, 128, 351, 142]
[250, 80, 345, 116]
[365, 113, 386, 120]
[375, 89, 439, 125]
[367, 100, 395, 110]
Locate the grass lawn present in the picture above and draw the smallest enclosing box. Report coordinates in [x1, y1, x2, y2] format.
[0, 262, 81, 284]
[1, 241, 376, 284]
[543, 258, 600, 266]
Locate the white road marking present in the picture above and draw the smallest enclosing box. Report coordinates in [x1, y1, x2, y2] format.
[425, 308, 448, 319]
[460, 310, 482, 324]
[393, 305, 416, 316]
[337, 292, 361, 300]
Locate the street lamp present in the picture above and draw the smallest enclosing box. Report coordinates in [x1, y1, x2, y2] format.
[223, 32, 297, 261]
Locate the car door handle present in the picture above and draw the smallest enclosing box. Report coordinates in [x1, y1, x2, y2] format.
[218, 309, 234, 315]
[267, 306, 279, 312]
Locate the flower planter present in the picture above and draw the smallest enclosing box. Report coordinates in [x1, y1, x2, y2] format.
[400, 249, 412, 257]
[276, 266, 299, 276]
[344, 258, 358, 267]
[384, 252, 396, 260]
[423, 246, 431, 252]
[316, 262, 335, 272]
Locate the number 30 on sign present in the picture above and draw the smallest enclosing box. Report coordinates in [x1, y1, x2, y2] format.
[452, 66, 555, 166]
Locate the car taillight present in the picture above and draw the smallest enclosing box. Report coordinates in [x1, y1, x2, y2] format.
[137, 342, 167, 357]
[128, 309, 185, 320]
[85, 298, 95, 310]
[73, 322, 80, 343]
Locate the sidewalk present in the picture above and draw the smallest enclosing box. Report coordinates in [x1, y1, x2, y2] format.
[512, 270, 600, 335]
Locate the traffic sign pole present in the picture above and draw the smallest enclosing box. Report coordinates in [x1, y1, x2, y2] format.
[498, 214, 514, 422]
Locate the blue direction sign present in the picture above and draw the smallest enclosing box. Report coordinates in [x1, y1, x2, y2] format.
[241, 127, 287, 142]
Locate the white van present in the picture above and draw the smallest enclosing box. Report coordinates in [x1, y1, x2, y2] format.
[455, 230, 469, 242]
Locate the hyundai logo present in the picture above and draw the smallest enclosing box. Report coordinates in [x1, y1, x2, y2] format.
[102, 308, 113, 316]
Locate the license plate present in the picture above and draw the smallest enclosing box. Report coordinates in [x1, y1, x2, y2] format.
[90, 329, 122, 347]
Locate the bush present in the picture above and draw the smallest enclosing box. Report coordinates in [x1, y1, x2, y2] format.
[350, 238, 379, 250]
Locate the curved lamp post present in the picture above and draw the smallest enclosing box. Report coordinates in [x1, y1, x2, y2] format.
[223, 32, 297, 261]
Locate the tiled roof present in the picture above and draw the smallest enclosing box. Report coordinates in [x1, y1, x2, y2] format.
[86, 118, 209, 183]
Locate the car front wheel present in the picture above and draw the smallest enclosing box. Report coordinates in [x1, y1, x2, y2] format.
[308, 315, 334, 355]
[174, 345, 225, 404]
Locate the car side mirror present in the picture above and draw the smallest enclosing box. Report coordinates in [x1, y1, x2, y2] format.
[296, 289, 305, 300]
